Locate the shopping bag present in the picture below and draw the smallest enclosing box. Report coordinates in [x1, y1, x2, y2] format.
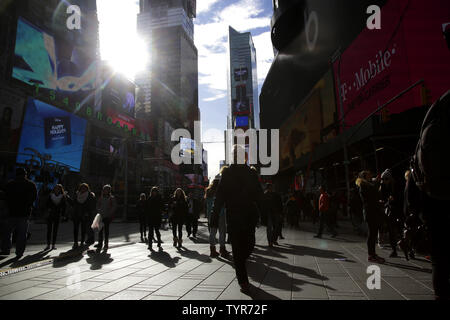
[91, 213, 104, 232]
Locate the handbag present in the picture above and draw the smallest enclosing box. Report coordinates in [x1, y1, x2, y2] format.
[91, 213, 104, 232]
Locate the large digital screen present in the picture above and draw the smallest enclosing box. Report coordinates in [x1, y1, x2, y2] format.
[12, 17, 98, 112]
[102, 73, 136, 117]
[232, 98, 250, 114]
[16, 98, 87, 172]
[280, 90, 322, 170]
[234, 68, 248, 81]
[180, 137, 196, 157]
[235, 116, 249, 128]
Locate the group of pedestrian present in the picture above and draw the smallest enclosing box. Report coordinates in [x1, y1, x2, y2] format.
[0, 171, 117, 258]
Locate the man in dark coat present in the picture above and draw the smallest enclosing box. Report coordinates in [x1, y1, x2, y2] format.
[264, 183, 283, 247]
[1, 168, 37, 258]
[211, 146, 267, 294]
[147, 187, 164, 250]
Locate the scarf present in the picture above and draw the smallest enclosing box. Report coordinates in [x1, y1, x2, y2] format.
[77, 191, 89, 204]
[51, 193, 64, 206]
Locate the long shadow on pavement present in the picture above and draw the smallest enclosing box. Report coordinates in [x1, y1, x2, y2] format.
[270, 243, 355, 262]
[86, 250, 113, 270]
[384, 261, 432, 273]
[245, 258, 336, 296]
[0, 249, 52, 269]
[149, 248, 181, 268]
[177, 247, 212, 263]
[52, 248, 85, 268]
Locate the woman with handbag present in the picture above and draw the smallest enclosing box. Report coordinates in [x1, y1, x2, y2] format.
[67, 183, 96, 249]
[96, 185, 117, 252]
[44, 184, 66, 250]
[171, 188, 188, 248]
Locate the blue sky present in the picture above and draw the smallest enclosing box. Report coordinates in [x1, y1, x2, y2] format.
[98, 0, 274, 179]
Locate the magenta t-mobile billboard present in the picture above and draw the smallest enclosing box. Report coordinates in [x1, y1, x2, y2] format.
[333, 0, 450, 128]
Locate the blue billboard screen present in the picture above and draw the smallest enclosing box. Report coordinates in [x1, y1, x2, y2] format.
[16, 98, 87, 172]
[235, 116, 249, 128]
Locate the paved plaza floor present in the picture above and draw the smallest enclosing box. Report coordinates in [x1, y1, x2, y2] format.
[0, 219, 434, 300]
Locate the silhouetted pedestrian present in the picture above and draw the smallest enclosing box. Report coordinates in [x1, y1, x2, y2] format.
[147, 187, 163, 250]
[0, 168, 37, 258]
[44, 184, 66, 250]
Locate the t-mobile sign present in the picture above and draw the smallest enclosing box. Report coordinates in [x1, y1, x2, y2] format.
[333, 0, 450, 128]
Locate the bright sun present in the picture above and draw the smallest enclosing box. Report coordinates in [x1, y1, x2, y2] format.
[102, 35, 149, 80]
[98, 0, 148, 80]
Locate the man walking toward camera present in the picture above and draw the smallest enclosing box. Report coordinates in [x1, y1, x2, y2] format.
[211, 145, 267, 294]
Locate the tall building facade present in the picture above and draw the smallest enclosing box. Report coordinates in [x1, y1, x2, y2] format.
[137, 0, 199, 132]
[228, 26, 260, 131]
[137, 0, 201, 194]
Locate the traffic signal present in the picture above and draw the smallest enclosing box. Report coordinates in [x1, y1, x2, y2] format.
[421, 85, 432, 106]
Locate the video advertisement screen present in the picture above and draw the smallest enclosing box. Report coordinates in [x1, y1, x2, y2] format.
[234, 68, 248, 81]
[16, 98, 87, 172]
[102, 74, 136, 117]
[235, 116, 249, 128]
[12, 17, 98, 113]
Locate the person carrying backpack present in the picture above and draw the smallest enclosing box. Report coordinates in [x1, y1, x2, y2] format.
[411, 90, 450, 300]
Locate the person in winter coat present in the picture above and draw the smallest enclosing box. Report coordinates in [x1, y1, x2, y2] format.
[137, 193, 147, 243]
[356, 171, 385, 264]
[210, 145, 268, 294]
[379, 169, 403, 258]
[45, 184, 66, 250]
[205, 178, 229, 258]
[264, 183, 283, 247]
[96, 185, 117, 252]
[67, 183, 96, 249]
[147, 187, 163, 250]
[0, 168, 37, 258]
[314, 186, 337, 238]
[171, 188, 189, 248]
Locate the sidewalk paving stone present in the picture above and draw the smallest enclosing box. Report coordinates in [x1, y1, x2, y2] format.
[0, 220, 435, 300]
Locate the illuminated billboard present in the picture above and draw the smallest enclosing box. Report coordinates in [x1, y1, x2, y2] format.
[280, 90, 322, 170]
[333, 0, 450, 128]
[235, 116, 249, 128]
[16, 98, 87, 172]
[234, 68, 248, 81]
[12, 17, 98, 112]
[101, 70, 136, 117]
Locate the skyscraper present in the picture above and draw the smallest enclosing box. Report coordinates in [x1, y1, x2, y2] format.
[137, 0, 200, 192]
[228, 26, 260, 131]
[137, 0, 199, 133]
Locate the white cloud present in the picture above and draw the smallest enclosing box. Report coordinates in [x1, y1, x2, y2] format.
[196, 0, 221, 15]
[194, 0, 274, 178]
[195, 0, 272, 92]
[252, 31, 275, 85]
[203, 92, 226, 102]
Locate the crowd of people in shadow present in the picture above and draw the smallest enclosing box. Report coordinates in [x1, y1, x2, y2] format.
[0, 132, 447, 299]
